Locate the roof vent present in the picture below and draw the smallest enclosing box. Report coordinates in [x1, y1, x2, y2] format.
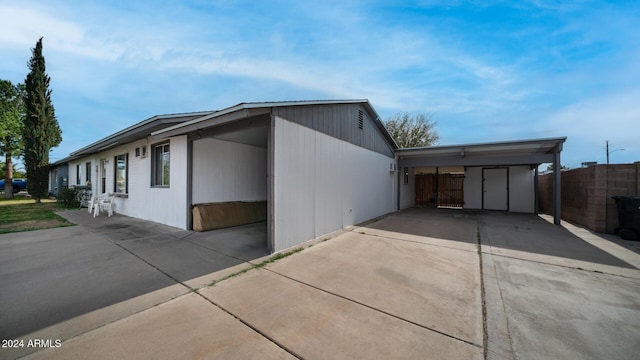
[358, 110, 364, 130]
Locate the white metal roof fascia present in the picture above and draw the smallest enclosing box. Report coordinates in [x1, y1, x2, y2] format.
[50, 155, 79, 166]
[396, 137, 566, 158]
[151, 105, 247, 137]
[243, 99, 369, 108]
[69, 111, 214, 157]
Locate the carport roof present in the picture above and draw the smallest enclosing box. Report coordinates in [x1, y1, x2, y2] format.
[397, 137, 567, 167]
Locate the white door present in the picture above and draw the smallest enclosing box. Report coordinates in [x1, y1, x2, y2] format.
[483, 168, 508, 211]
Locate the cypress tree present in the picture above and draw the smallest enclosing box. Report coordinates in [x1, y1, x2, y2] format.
[23, 37, 62, 203]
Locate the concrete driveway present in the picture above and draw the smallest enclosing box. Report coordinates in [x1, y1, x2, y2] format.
[2, 208, 639, 359]
[0, 210, 268, 353]
[480, 213, 640, 359]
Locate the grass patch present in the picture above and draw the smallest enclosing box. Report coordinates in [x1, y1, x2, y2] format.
[209, 266, 255, 286]
[0, 196, 74, 234]
[209, 247, 304, 286]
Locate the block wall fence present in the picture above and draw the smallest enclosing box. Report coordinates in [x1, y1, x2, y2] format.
[539, 162, 640, 233]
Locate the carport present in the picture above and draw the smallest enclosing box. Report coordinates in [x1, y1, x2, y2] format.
[157, 108, 271, 249]
[396, 137, 567, 225]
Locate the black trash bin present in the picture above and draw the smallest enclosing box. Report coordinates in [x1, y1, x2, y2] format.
[612, 196, 640, 240]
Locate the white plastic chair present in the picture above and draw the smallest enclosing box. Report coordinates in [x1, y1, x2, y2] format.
[98, 195, 116, 217]
[92, 196, 102, 217]
[93, 194, 115, 217]
[87, 196, 97, 214]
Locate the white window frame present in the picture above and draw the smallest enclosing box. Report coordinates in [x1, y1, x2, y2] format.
[114, 153, 128, 194]
[151, 142, 170, 187]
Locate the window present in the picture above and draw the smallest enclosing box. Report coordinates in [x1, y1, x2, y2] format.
[76, 165, 81, 185]
[114, 153, 128, 194]
[85, 162, 91, 184]
[152, 143, 170, 187]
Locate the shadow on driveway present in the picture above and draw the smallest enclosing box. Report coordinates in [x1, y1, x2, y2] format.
[0, 210, 268, 339]
[364, 207, 635, 269]
[479, 211, 635, 268]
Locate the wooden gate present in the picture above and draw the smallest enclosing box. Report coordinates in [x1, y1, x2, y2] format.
[415, 173, 464, 208]
[415, 174, 436, 205]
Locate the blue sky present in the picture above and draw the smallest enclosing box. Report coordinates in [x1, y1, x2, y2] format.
[1, 0, 638, 168]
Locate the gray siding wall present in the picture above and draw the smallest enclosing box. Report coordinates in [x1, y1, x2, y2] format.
[49, 164, 69, 196]
[272, 104, 394, 158]
[272, 117, 397, 252]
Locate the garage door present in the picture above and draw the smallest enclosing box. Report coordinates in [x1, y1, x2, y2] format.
[483, 168, 508, 211]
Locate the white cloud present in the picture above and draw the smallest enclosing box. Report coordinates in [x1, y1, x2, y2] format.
[0, 1, 525, 117]
[0, 4, 127, 61]
[4, 0, 639, 168]
[537, 91, 640, 165]
[541, 91, 640, 143]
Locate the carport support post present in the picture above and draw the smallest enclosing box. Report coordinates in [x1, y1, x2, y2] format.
[534, 166, 539, 215]
[186, 136, 194, 230]
[552, 145, 562, 225]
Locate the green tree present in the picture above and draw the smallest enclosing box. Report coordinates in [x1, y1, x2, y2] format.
[384, 112, 439, 148]
[0, 163, 26, 179]
[545, 164, 568, 172]
[0, 79, 25, 199]
[23, 37, 62, 203]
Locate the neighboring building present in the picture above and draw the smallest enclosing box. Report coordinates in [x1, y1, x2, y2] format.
[48, 157, 71, 197]
[57, 99, 566, 253]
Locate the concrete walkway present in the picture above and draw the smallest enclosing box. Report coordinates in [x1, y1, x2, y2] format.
[480, 212, 640, 360]
[2, 208, 639, 359]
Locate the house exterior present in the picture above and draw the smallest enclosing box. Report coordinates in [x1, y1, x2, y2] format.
[59, 99, 565, 253]
[66, 111, 213, 229]
[64, 100, 398, 252]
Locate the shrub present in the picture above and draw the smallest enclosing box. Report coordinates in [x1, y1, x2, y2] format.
[59, 187, 80, 208]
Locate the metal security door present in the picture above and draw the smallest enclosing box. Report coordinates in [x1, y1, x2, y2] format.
[100, 159, 107, 194]
[483, 168, 508, 211]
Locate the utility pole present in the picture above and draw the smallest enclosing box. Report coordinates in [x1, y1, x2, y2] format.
[606, 140, 624, 165]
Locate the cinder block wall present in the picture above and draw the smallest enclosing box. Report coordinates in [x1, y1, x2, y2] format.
[539, 162, 640, 233]
[605, 163, 640, 232]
